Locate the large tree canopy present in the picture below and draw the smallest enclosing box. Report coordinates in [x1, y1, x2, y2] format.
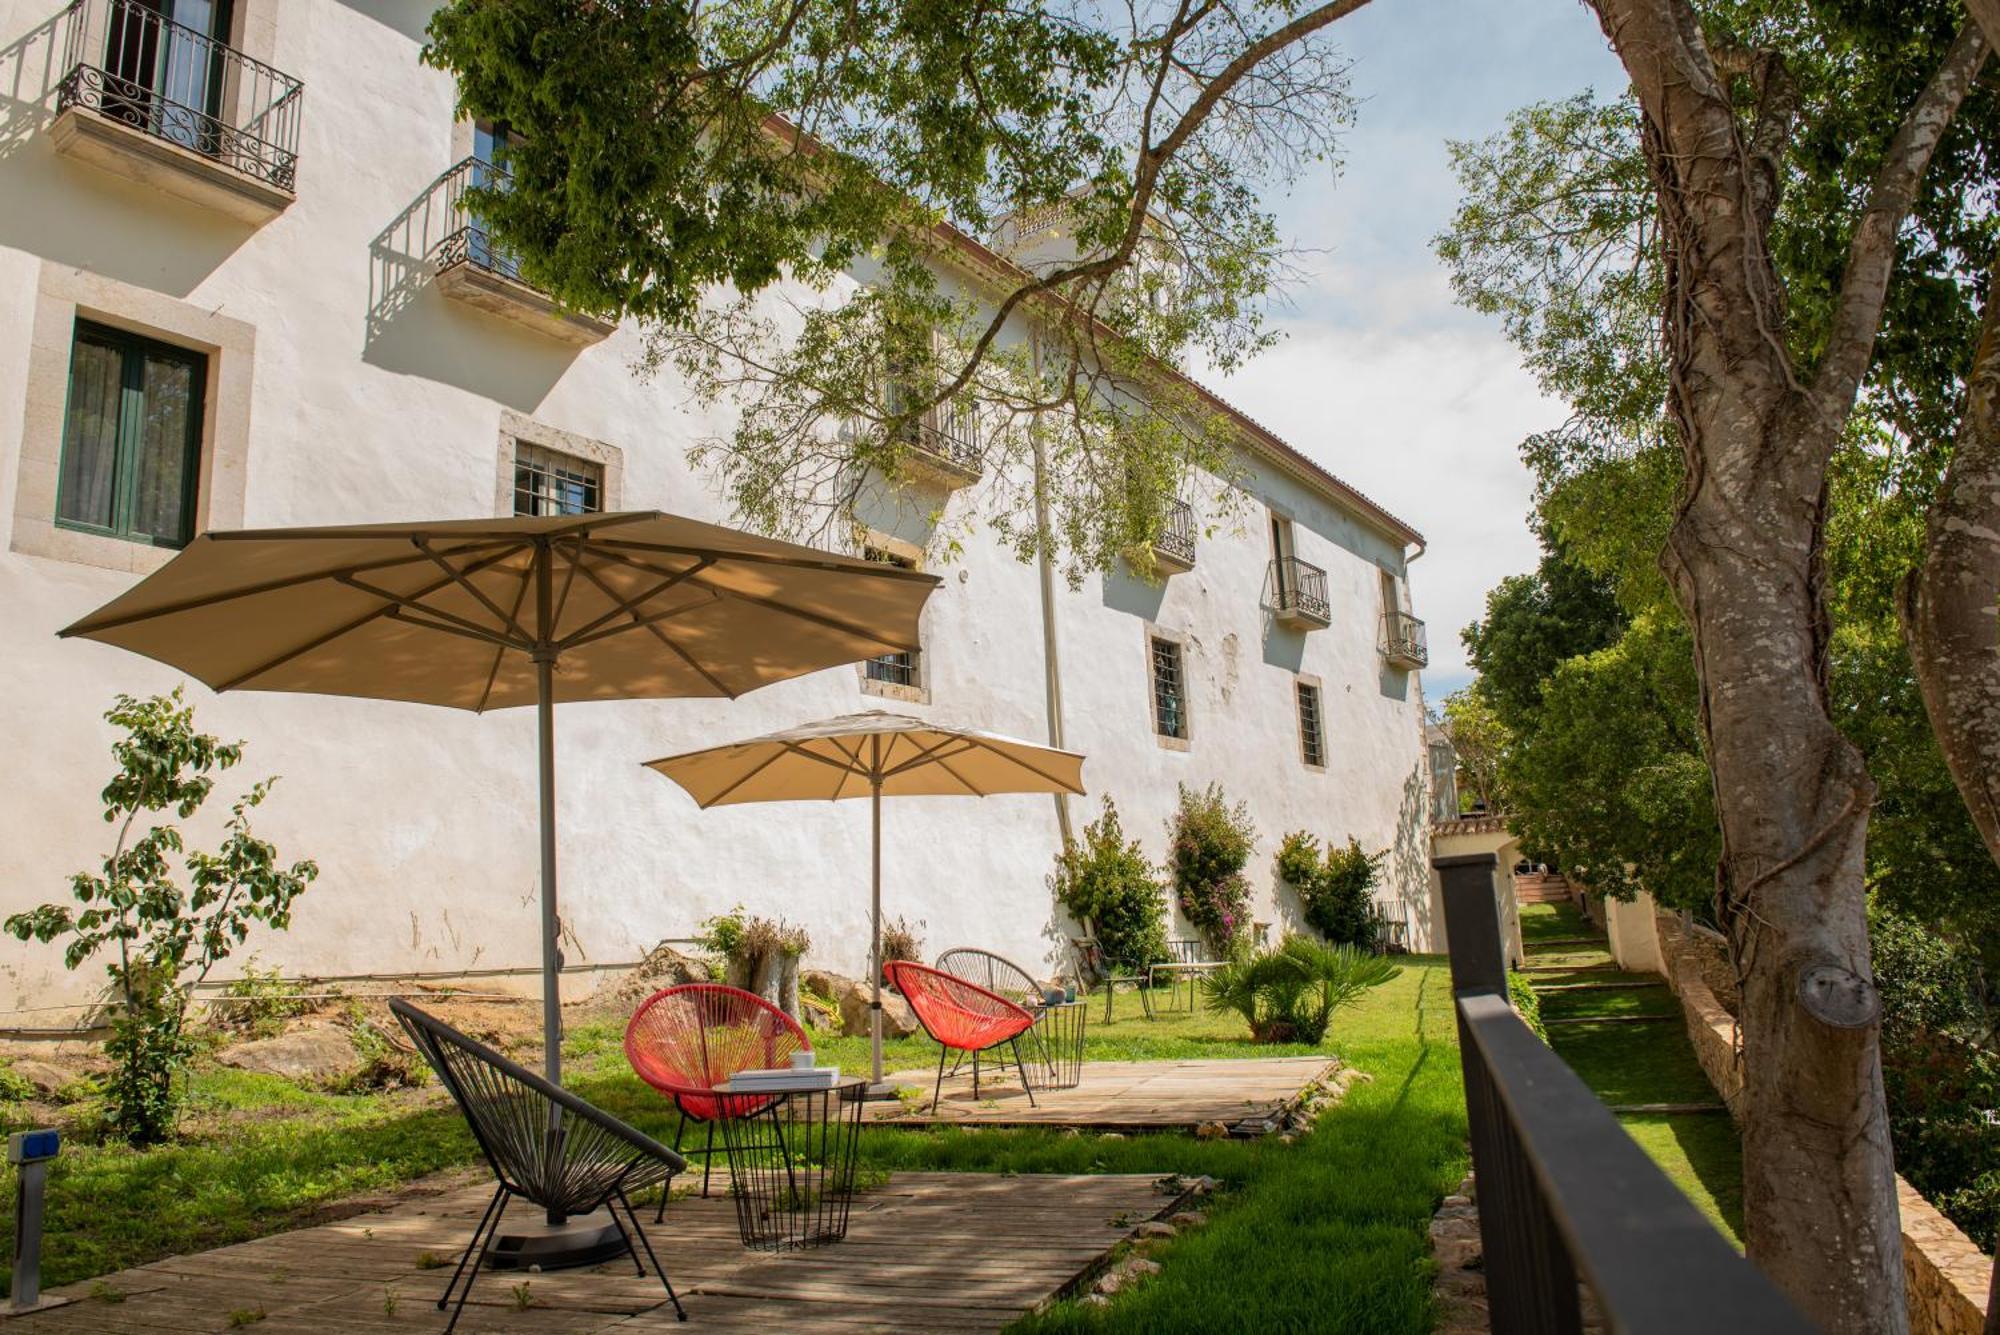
[424, 0, 1370, 574]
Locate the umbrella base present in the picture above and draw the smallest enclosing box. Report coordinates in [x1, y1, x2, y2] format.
[485, 1211, 629, 1271]
[860, 1080, 901, 1101]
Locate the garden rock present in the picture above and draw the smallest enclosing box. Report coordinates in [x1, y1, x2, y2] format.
[821, 974, 918, 1039]
[1194, 1120, 1230, 1140]
[218, 1023, 361, 1084]
[1093, 1256, 1160, 1296]
[1135, 1221, 1176, 1240]
[4, 1058, 79, 1099]
[1168, 1211, 1206, 1229]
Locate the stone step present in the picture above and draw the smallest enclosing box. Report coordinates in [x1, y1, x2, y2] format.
[1520, 962, 1616, 973]
[1524, 936, 1602, 948]
[1542, 1014, 1677, 1027]
[1607, 1102, 1729, 1115]
[1535, 979, 1669, 993]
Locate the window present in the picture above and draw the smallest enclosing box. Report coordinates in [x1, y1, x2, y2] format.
[513, 442, 602, 517]
[1297, 681, 1326, 768]
[101, 0, 236, 156]
[56, 319, 206, 548]
[467, 120, 522, 277]
[1150, 636, 1187, 740]
[864, 546, 922, 687]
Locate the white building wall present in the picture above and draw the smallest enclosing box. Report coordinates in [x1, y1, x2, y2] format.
[0, 0, 1431, 1017]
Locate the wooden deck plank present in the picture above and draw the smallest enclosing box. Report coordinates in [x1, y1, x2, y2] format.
[866, 1056, 1332, 1130]
[17, 1172, 1170, 1335]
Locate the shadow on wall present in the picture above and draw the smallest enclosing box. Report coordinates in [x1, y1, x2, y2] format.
[1392, 762, 1434, 949]
[0, 14, 251, 296]
[1378, 662, 1411, 702]
[364, 167, 579, 411]
[332, 0, 437, 44]
[1101, 562, 1167, 622]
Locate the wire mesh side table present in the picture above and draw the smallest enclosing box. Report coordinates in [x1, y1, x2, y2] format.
[715, 1076, 867, 1251]
[1028, 1000, 1087, 1091]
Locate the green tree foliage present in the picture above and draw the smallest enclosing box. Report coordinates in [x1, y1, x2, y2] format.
[1438, 690, 1512, 815]
[1275, 832, 1382, 948]
[1461, 540, 1626, 730]
[1167, 783, 1256, 954]
[1049, 797, 1169, 973]
[422, 0, 1362, 577]
[6, 693, 317, 1143]
[1502, 614, 1717, 909]
[1200, 936, 1398, 1044]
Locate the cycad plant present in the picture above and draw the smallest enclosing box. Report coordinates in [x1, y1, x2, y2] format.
[1202, 936, 1400, 1044]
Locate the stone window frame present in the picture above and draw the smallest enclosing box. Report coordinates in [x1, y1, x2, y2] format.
[493, 411, 624, 518]
[1295, 672, 1327, 772]
[1145, 621, 1191, 752]
[11, 264, 254, 575]
[856, 530, 930, 705]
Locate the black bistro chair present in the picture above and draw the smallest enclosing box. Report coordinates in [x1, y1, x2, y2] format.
[390, 1000, 689, 1330]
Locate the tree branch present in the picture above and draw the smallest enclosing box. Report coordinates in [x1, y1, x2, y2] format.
[1899, 256, 2000, 873]
[1810, 20, 1987, 426]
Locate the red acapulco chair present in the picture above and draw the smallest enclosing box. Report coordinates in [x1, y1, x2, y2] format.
[625, 984, 812, 1212]
[884, 960, 1039, 1111]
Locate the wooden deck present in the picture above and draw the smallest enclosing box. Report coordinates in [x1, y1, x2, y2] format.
[11, 1173, 1177, 1333]
[867, 1056, 1335, 1133]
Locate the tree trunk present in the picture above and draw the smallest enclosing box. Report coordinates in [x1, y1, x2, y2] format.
[1587, 3, 1985, 1329]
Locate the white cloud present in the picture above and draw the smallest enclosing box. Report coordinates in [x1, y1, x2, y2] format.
[1217, 321, 1560, 695]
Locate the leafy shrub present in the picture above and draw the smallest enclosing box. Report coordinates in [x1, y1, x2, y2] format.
[1276, 832, 1382, 948]
[1201, 936, 1399, 1044]
[1169, 783, 1256, 953]
[0, 1062, 34, 1104]
[1507, 972, 1547, 1042]
[336, 1006, 429, 1093]
[211, 959, 313, 1039]
[1873, 902, 1997, 1248]
[1050, 798, 1170, 973]
[5, 692, 318, 1144]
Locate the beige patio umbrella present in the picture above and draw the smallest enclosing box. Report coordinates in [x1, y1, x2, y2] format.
[59, 512, 939, 1088]
[642, 711, 1086, 1089]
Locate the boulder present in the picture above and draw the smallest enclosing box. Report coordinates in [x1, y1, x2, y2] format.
[217, 1023, 361, 1084]
[811, 972, 920, 1039]
[4, 1058, 79, 1099]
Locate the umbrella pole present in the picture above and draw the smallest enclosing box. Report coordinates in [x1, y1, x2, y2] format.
[537, 654, 561, 1091]
[870, 769, 884, 1089]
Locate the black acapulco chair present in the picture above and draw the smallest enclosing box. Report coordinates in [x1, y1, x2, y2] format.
[390, 1000, 689, 1330]
[935, 947, 1059, 1079]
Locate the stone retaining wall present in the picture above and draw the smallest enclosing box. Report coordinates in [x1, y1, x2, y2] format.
[1665, 958, 1988, 1334]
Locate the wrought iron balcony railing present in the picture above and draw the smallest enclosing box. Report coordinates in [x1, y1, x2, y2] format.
[1270, 556, 1330, 627]
[1153, 499, 1197, 568]
[900, 397, 982, 482]
[428, 156, 525, 283]
[1382, 609, 1429, 669]
[58, 0, 302, 191]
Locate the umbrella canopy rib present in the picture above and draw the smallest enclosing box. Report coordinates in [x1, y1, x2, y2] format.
[594, 536, 938, 583]
[476, 559, 539, 714]
[415, 538, 533, 644]
[60, 537, 523, 637]
[554, 557, 714, 649]
[561, 558, 734, 695]
[588, 546, 921, 654]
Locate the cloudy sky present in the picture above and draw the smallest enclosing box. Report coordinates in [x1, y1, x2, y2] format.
[1214, 1, 1628, 698]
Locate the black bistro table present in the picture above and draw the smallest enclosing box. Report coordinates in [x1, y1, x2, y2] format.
[1028, 999, 1088, 1091]
[715, 1074, 867, 1251]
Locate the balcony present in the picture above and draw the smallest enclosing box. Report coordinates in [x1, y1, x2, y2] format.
[1150, 499, 1197, 573]
[899, 398, 983, 489]
[1270, 556, 1330, 630]
[1382, 610, 1428, 669]
[425, 158, 615, 346]
[52, 0, 301, 223]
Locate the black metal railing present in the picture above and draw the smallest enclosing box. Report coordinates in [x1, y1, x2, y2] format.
[912, 398, 982, 476]
[1154, 499, 1197, 566]
[58, 0, 302, 190]
[1434, 854, 1815, 1334]
[1382, 609, 1428, 667]
[428, 156, 526, 283]
[1270, 555, 1330, 622]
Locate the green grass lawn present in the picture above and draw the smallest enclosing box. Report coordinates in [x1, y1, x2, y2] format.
[1519, 902, 1745, 1244]
[3, 961, 1470, 1334]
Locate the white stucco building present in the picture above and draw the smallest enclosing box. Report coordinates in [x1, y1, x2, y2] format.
[0, 0, 1434, 1019]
